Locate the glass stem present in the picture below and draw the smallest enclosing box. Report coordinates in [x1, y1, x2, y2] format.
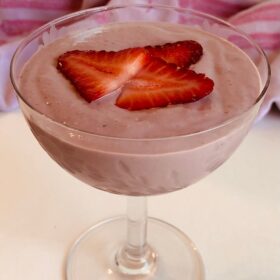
[115, 196, 156, 275]
[126, 196, 147, 257]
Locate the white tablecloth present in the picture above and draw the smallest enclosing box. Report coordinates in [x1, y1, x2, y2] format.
[0, 110, 280, 280]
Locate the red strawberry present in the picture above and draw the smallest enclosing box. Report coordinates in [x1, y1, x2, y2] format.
[145, 40, 203, 68]
[116, 58, 214, 111]
[57, 48, 150, 102]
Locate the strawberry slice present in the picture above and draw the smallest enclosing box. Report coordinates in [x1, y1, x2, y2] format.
[57, 48, 150, 102]
[116, 58, 214, 111]
[145, 40, 203, 68]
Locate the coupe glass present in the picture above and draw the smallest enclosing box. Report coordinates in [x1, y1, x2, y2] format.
[10, 4, 270, 280]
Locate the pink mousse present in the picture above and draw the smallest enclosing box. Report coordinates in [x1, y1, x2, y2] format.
[18, 22, 262, 195]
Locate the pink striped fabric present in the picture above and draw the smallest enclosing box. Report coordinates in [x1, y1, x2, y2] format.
[0, 0, 80, 10]
[1, 0, 279, 119]
[0, 0, 82, 111]
[228, 0, 280, 117]
[1, 19, 46, 36]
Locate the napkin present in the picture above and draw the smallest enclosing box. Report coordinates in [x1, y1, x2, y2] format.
[1, 0, 279, 119]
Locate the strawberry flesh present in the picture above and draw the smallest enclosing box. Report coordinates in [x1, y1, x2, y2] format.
[116, 58, 214, 111]
[57, 48, 150, 102]
[57, 39, 213, 110]
[145, 40, 203, 68]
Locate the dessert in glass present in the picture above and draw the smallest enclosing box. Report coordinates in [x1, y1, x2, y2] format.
[10, 4, 270, 280]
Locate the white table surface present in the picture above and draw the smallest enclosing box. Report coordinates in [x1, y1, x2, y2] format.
[0, 109, 280, 280]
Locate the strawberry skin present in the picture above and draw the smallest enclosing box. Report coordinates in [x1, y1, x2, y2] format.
[145, 40, 203, 68]
[57, 48, 150, 102]
[116, 58, 214, 111]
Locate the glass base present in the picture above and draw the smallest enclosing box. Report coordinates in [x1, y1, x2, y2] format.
[66, 216, 204, 280]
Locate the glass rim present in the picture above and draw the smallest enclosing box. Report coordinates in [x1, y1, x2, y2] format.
[10, 3, 271, 142]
